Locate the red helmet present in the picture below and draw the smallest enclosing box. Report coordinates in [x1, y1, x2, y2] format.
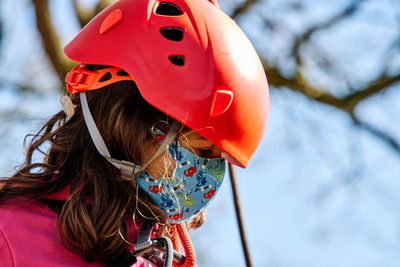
[64, 0, 269, 168]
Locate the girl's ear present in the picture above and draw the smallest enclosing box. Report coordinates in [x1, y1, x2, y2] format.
[150, 126, 167, 144]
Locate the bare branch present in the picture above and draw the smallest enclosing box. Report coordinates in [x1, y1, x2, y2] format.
[231, 0, 259, 19]
[0, 17, 3, 50]
[264, 63, 348, 111]
[73, 0, 91, 28]
[291, 0, 365, 64]
[263, 55, 400, 157]
[351, 115, 400, 155]
[31, 0, 73, 85]
[343, 73, 400, 111]
[94, 0, 114, 15]
[263, 59, 400, 113]
[73, 0, 113, 28]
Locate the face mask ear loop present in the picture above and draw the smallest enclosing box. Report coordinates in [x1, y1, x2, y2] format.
[80, 92, 140, 179]
[135, 121, 181, 174]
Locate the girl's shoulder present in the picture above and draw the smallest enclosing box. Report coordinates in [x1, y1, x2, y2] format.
[0, 198, 155, 267]
[0, 197, 104, 267]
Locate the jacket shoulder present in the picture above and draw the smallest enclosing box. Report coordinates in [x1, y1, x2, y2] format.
[0, 197, 104, 266]
[0, 224, 14, 267]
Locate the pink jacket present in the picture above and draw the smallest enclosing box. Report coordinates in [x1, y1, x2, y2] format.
[0, 188, 157, 267]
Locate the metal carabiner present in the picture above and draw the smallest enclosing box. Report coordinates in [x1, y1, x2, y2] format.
[132, 219, 185, 267]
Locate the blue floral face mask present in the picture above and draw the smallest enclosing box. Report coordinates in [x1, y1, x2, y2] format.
[135, 130, 226, 224]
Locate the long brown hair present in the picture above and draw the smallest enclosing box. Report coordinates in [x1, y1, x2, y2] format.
[0, 78, 177, 263]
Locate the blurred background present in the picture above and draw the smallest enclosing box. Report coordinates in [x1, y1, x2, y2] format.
[0, 0, 399, 266]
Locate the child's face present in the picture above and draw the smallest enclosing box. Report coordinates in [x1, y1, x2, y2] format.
[143, 130, 221, 179]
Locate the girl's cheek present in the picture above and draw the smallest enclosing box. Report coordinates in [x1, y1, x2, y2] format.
[146, 152, 177, 179]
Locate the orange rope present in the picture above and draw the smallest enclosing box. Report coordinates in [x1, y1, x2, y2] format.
[172, 223, 196, 267]
[172, 226, 181, 267]
[171, 226, 182, 251]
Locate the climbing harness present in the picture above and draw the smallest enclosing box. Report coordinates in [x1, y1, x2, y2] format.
[132, 219, 195, 267]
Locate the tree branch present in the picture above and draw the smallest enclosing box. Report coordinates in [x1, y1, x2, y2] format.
[94, 0, 113, 15]
[31, 0, 72, 85]
[291, 0, 365, 64]
[265, 60, 400, 158]
[351, 115, 400, 155]
[73, 0, 113, 28]
[73, 0, 91, 28]
[0, 17, 3, 50]
[263, 60, 400, 113]
[343, 73, 400, 111]
[231, 0, 259, 19]
[264, 63, 348, 111]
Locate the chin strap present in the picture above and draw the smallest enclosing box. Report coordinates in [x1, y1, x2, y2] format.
[79, 92, 179, 180]
[80, 92, 140, 179]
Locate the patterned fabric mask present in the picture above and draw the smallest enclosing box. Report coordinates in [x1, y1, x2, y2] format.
[136, 131, 226, 224]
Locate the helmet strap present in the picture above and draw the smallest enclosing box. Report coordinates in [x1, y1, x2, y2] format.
[137, 121, 180, 173]
[79, 92, 179, 180]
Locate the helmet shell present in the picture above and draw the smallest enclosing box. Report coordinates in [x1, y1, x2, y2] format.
[64, 0, 269, 167]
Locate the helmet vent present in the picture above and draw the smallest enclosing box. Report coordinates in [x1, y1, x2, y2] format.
[117, 69, 130, 76]
[156, 2, 183, 16]
[169, 56, 185, 66]
[99, 72, 112, 82]
[160, 28, 184, 41]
